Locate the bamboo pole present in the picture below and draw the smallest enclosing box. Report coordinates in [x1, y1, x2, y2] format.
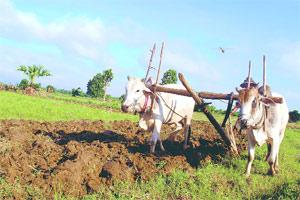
[247, 60, 252, 88]
[263, 55, 266, 96]
[155, 42, 164, 85]
[144, 43, 156, 82]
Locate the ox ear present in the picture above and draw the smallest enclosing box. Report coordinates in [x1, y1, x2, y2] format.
[260, 97, 275, 106]
[127, 76, 132, 81]
[145, 77, 153, 87]
[236, 87, 241, 93]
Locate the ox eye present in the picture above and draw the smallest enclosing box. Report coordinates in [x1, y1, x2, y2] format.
[136, 90, 140, 92]
[252, 98, 257, 108]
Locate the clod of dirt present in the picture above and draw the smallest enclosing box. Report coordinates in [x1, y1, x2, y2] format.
[0, 119, 246, 198]
[100, 160, 133, 181]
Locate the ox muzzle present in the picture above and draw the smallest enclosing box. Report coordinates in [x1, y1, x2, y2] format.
[121, 104, 129, 113]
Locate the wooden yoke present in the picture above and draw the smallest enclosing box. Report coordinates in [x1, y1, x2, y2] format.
[147, 85, 283, 103]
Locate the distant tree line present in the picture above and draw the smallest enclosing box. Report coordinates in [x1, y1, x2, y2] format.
[289, 110, 300, 123]
[9, 64, 300, 118]
[11, 64, 115, 100]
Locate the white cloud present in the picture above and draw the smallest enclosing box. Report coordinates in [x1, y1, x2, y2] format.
[4, 0, 298, 111]
[279, 42, 300, 76]
[0, 0, 218, 96]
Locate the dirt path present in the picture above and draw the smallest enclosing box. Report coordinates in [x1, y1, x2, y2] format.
[0, 120, 246, 198]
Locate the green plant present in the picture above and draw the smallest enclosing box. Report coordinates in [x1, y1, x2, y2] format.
[119, 94, 126, 103]
[0, 82, 5, 90]
[87, 69, 114, 100]
[71, 87, 85, 97]
[161, 69, 177, 85]
[289, 110, 300, 122]
[5, 84, 18, 91]
[17, 79, 29, 90]
[17, 65, 51, 87]
[46, 85, 55, 93]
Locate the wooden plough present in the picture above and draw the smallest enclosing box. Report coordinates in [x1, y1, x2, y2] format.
[144, 43, 282, 155]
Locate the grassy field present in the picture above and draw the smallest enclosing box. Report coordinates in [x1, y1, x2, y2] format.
[0, 91, 137, 122]
[0, 91, 229, 123]
[48, 92, 121, 110]
[0, 91, 299, 199]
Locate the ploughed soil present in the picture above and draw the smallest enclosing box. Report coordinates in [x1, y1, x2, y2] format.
[0, 120, 246, 198]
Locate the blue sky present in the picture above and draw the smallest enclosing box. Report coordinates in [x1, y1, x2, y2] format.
[0, 0, 299, 110]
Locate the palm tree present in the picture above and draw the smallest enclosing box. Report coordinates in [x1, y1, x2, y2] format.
[17, 65, 51, 87]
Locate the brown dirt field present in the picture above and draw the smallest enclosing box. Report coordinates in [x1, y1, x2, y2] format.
[0, 120, 246, 198]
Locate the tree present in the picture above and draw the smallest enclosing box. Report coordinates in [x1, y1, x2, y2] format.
[161, 69, 177, 85]
[18, 79, 29, 90]
[72, 87, 85, 97]
[17, 65, 51, 87]
[289, 110, 300, 122]
[87, 69, 114, 100]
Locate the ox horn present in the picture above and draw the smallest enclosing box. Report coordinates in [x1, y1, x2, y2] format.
[144, 43, 156, 83]
[155, 42, 164, 85]
[247, 60, 252, 89]
[263, 55, 266, 96]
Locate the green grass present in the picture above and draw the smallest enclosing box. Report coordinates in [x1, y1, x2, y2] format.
[193, 111, 238, 123]
[0, 91, 137, 122]
[0, 90, 232, 123]
[48, 92, 121, 110]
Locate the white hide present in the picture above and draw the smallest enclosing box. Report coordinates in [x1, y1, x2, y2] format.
[122, 77, 195, 153]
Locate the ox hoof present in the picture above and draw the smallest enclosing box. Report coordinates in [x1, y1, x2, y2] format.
[267, 169, 276, 176]
[150, 145, 156, 154]
[245, 173, 250, 178]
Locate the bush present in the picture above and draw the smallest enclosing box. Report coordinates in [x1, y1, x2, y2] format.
[72, 87, 85, 97]
[119, 94, 126, 103]
[5, 84, 18, 91]
[56, 89, 72, 95]
[289, 110, 300, 122]
[17, 79, 29, 90]
[46, 85, 55, 93]
[0, 82, 5, 90]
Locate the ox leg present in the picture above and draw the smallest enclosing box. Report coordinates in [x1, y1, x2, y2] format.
[246, 135, 256, 177]
[150, 120, 164, 153]
[267, 139, 279, 176]
[265, 143, 271, 161]
[274, 152, 279, 173]
[275, 127, 286, 173]
[183, 124, 191, 150]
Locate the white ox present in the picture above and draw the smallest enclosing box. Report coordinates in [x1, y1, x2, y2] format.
[121, 77, 195, 153]
[236, 87, 289, 176]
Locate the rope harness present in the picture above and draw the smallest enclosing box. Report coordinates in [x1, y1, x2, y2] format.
[140, 90, 187, 121]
